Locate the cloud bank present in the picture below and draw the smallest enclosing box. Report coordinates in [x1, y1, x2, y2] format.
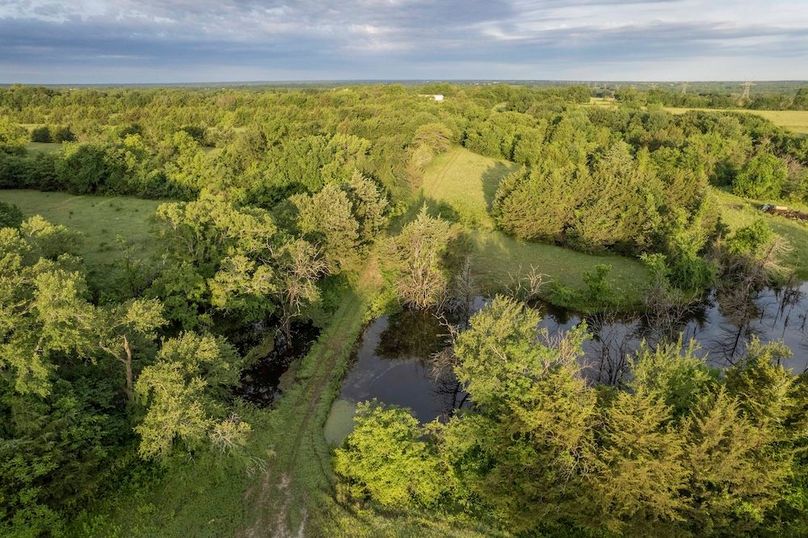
[1, 0, 806, 83]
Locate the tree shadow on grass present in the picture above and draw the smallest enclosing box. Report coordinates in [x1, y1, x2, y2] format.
[481, 161, 518, 212]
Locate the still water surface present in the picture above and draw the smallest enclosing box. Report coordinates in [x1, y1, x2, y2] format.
[338, 283, 808, 423]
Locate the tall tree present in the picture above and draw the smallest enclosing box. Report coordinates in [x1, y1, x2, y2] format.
[390, 207, 453, 309]
[97, 299, 166, 401]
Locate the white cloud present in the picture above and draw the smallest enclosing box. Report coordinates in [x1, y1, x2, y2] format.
[0, 0, 806, 81]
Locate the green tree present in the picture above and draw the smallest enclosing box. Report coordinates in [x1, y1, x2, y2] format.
[588, 389, 688, 534]
[135, 332, 247, 459]
[153, 192, 281, 326]
[449, 297, 595, 531]
[273, 238, 327, 340]
[343, 170, 389, 244]
[0, 224, 95, 397]
[0, 117, 26, 152]
[0, 201, 23, 229]
[493, 163, 579, 243]
[390, 207, 453, 309]
[291, 183, 359, 273]
[97, 299, 166, 401]
[30, 126, 51, 143]
[733, 152, 788, 199]
[334, 401, 445, 509]
[683, 387, 792, 534]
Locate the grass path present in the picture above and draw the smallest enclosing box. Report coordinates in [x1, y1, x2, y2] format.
[241, 262, 376, 537]
[240, 258, 490, 537]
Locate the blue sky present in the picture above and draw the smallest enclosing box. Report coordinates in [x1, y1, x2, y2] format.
[1, 0, 807, 83]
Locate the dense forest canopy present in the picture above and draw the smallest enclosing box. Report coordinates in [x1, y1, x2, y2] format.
[1, 82, 807, 536]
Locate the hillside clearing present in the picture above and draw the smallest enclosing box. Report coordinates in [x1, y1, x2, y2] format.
[664, 107, 808, 134]
[0, 189, 161, 286]
[585, 99, 808, 135]
[25, 141, 63, 153]
[421, 147, 516, 228]
[422, 147, 649, 308]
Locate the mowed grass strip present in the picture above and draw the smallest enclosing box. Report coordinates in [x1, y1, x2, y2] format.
[582, 99, 808, 135]
[25, 142, 63, 153]
[0, 189, 162, 283]
[421, 147, 517, 229]
[422, 147, 649, 307]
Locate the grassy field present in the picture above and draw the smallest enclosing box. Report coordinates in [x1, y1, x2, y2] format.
[664, 107, 808, 134]
[421, 146, 517, 229]
[713, 188, 808, 278]
[584, 99, 808, 135]
[422, 147, 649, 308]
[25, 141, 63, 153]
[0, 189, 161, 286]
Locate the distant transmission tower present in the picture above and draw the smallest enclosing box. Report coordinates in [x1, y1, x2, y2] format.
[741, 81, 755, 100]
[681, 82, 689, 95]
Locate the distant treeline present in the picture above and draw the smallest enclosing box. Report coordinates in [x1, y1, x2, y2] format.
[613, 86, 808, 110]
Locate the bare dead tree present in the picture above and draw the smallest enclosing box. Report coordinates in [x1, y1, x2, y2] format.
[506, 264, 549, 303]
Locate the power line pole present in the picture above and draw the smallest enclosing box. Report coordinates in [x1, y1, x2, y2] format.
[681, 82, 689, 95]
[741, 81, 754, 100]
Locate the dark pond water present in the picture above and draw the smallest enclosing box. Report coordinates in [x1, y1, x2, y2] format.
[235, 321, 320, 406]
[337, 282, 808, 424]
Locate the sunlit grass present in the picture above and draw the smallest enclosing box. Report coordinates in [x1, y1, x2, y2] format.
[422, 147, 649, 309]
[664, 107, 808, 135]
[0, 189, 162, 287]
[713, 188, 808, 278]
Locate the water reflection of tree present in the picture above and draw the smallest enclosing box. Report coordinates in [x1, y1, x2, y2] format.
[376, 308, 449, 359]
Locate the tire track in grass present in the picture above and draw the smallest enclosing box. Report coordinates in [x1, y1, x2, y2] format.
[242, 259, 380, 537]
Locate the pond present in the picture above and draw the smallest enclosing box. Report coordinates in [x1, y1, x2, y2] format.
[325, 282, 808, 444]
[235, 321, 320, 406]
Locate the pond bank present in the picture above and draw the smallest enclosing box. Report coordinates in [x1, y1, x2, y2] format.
[326, 281, 808, 444]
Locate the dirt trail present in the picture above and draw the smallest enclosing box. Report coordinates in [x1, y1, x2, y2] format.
[242, 259, 380, 537]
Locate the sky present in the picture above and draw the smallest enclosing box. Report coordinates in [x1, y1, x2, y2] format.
[1, 0, 807, 84]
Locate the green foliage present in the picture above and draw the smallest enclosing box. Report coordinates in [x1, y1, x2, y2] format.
[582, 263, 612, 303]
[335, 298, 806, 535]
[135, 332, 246, 460]
[292, 183, 359, 273]
[30, 126, 51, 143]
[630, 340, 718, 417]
[152, 192, 282, 326]
[0, 117, 26, 152]
[726, 219, 775, 257]
[334, 401, 445, 509]
[390, 206, 453, 309]
[3, 83, 808, 537]
[56, 143, 125, 194]
[588, 389, 688, 534]
[0, 201, 23, 229]
[733, 152, 788, 199]
[449, 297, 595, 531]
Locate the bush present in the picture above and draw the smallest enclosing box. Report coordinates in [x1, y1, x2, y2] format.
[30, 126, 52, 143]
[0, 201, 23, 228]
[56, 143, 124, 194]
[52, 126, 76, 143]
[733, 153, 787, 199]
